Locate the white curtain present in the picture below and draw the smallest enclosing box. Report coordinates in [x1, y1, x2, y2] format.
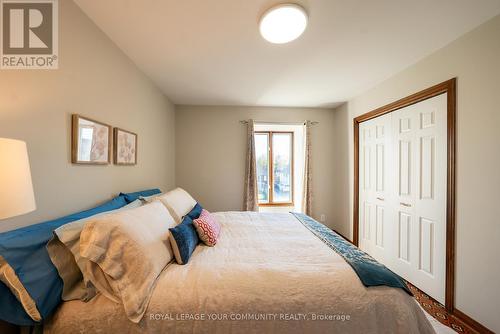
[302, 121, 312, 216]
[243, 120, 259, 211]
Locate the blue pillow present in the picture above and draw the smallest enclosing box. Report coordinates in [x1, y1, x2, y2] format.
[186, 203, 203, 220]
[169, 216, 199, 265]
[119, 188, 161, 203]
[0, 195, 128, 325]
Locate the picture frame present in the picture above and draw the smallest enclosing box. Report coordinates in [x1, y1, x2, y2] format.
[113, 128, 137, 165]
[71, 114, 112, 165]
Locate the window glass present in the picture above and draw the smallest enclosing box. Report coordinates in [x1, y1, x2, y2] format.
[272, 133, 292, 203]
[255, 133, 270, 203]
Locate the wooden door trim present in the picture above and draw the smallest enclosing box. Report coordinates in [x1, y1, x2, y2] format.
[353, 78, 456, 311]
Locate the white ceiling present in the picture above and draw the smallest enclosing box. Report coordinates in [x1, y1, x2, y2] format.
[74, 0, 500, 107]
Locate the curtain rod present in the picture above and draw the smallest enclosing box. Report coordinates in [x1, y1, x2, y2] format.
[239, 120, 319, 125]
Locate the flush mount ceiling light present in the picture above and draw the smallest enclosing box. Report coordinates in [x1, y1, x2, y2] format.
[259, 4, 308, 44]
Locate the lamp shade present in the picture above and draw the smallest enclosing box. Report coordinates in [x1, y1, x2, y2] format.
[0, 138, 36, 220]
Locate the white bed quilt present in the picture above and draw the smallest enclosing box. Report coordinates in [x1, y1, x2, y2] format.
[44, 212, 434, 334]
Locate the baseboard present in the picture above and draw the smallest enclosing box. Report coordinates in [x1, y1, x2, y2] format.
[332, 229, 352, 244]
[452, 308, 494, 334]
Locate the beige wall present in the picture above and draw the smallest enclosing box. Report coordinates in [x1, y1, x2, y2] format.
[0, 0, 175, 232]
[331, 103, 351, 237]
[332, 14, 500, 332]
[175, 106, 338, 229]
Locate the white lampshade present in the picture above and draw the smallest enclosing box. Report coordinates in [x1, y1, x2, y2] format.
[0, 138, 36, 220]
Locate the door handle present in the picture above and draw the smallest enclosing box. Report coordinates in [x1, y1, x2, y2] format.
[376, 197, 384, 201]
[400, 202, 412, 207]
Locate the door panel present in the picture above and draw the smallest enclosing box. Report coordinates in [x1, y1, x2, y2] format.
[420, 136, 435, 200]
[359, 93, 447, 304]
[359, 113, 392, 263]
[363, 202, 371, 240]
[363, 146, 371, 189]
[419, 217, 434, 276]
[413, 94, 447, 303]
[376, 144, 385, 192]
[399, 140, 411, 196]
[398, 211, 411, 262]
[420, 110, 435, 129]
[375, 205, 384, 248]
[399, 117, 411, 133]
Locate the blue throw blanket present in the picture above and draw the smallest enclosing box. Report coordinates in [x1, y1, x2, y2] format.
[291, 212, 411, 295]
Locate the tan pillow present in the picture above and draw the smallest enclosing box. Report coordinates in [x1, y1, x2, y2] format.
[79, 201, 176, 323]
[0, 255, 41, 321]
[46, 199, 143, 301]
[154, 187, 196, 223]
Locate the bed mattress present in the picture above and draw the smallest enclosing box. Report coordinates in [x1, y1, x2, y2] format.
[44, 211, 434, 334]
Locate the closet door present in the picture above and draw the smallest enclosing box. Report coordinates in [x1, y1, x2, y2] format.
[416, 95, 447, 304]
[359, 93, 447, 304]
[391, 93, 447, 304]
[359, 113, 393, 264]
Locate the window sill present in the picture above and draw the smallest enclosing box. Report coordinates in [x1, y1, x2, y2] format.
[258, 203, 294, 207]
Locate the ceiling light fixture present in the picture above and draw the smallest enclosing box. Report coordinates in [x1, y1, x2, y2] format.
[259, 4, 308, 44]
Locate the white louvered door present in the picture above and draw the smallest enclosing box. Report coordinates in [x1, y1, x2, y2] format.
[359, 93, 447, 304]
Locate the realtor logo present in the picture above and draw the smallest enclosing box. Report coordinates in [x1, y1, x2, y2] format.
[1, 0, 58, 69]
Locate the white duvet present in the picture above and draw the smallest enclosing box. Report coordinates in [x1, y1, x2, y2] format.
[44, 212, 434, 334]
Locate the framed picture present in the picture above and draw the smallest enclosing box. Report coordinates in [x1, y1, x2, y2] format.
[71, 114, 112, 164]
[114, 128, 137, 165]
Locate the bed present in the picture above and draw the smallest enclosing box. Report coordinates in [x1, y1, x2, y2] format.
[44, 211, 434, 334]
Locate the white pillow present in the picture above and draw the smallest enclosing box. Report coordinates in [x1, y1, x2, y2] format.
[154, 188, 196, 223]
[46, 200, 143, 301]
[79, 201, 176, 323]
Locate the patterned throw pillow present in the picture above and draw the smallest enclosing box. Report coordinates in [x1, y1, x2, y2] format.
[193, 209, 220, 246]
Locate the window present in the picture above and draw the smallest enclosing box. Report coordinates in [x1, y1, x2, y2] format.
[255, 131, 294, 205]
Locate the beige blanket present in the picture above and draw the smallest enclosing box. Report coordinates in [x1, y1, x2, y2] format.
[44, 212, 434, 334]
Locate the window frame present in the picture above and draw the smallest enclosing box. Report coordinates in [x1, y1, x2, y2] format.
[255, 131, 294, 207]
